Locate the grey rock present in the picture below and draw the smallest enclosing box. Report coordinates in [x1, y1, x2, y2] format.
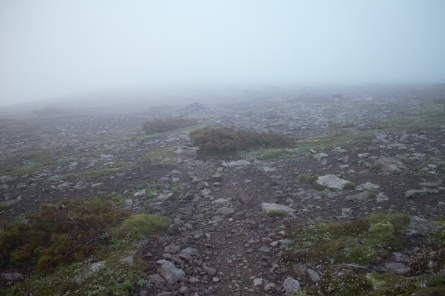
[179, 286, 190, 294]
[253, 278, 263, 287]
[167, 224, 181, 235]
[164, 244, 180, 254]
[181, 247, 199, 255]
[356, 182, 380, 191]
[292, 264, 307, 276]
[372, 157, 407, 174]
[316, 174, 350, 189]
[0, 176, 17, 183]
[1, 272, 24, 281]
[384, 262, 411, 275]
[133, 189, 146, 197]
[218, 207, 235, 216]
[258, 246, 270, 253]
[344, 191, 369, 201]
[224, 160, 252, 167]
[392, 252, 409, 263]
[409, 216, 441, 235]
[232, 211, 245, 220]
[264, 283, 276, 291]
[405, 188, 428, 199]
[307, 269, 321, 282]
[203, 265, 217, 275]
[120, 254, 134, 264]
[283, 277, 301, 294]
[147, 274, 166, 288]
[341, 208, 353, 217]
[261, 202, 294, 214]
[314, 152, 328, 160]
[157, 259, 185, 285]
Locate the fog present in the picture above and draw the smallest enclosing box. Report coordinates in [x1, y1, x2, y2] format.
[1, 0, 445, 107]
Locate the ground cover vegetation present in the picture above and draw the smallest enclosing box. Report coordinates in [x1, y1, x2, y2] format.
[236, 130, 373, 160]
[0, 197, 171, 295]
[143, 117, 199, 135]
[282, 213, 445, 295]
[189, 126, 294, 155]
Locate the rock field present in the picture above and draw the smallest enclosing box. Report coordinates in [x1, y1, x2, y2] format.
[1, 84, 445, 295]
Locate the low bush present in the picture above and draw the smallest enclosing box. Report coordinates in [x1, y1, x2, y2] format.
[0, 198, 130, 271]
[143, 117, 198, 135]
[189, 127, 294, 155]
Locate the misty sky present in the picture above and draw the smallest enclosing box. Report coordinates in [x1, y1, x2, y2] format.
[1, 0, 445, 106]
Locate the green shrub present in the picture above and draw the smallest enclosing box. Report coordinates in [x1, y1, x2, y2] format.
[0, 198, 130, 271]
[143, 117, 198, 134]
[189, 127, 294, 155]
[343, 182, 356, 190]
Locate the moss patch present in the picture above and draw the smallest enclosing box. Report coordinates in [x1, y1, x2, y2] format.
[5, 243, 147, 296]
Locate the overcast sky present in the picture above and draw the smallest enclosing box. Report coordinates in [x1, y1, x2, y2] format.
[1, 0, 445, 106]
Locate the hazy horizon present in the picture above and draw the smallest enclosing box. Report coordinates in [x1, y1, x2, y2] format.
[1, 0, 445, 107]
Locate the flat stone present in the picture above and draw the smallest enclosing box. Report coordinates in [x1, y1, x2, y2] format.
[356, 182, 380, 190]
[384, 262, 411, 275]
[1, 272, 24, 281]
[344, 191, 369, 201]
[405, 188, 428, 199]
[218, 207, 235, 216]
[133, 189, 146, 197]
[232, 211, 245, 220]
[181, 247, 199, 256]
[409, 216, 441, 235]
[316, 174, 350, 189]
[261, 202, 293, 214]
[164, 245, 180, 254]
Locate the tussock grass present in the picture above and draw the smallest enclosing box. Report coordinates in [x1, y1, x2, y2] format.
[115, 213, 171, 239]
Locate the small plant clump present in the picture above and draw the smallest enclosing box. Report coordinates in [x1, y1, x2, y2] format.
[143, 117, 199, 135]
[114, 213, 171, 239]
[414, 168, 428, 177]
[297, 174, 327, 191]
[189, 127, 294, 155]
[343, 182, 356, 190]
[284, 214, 445, 295]
[266, 209, 288, 217]
[367, 188, 378, 198]
[369, 163, 382, 172]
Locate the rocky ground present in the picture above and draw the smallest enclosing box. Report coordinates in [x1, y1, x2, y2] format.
[1, 84, 445, 295]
